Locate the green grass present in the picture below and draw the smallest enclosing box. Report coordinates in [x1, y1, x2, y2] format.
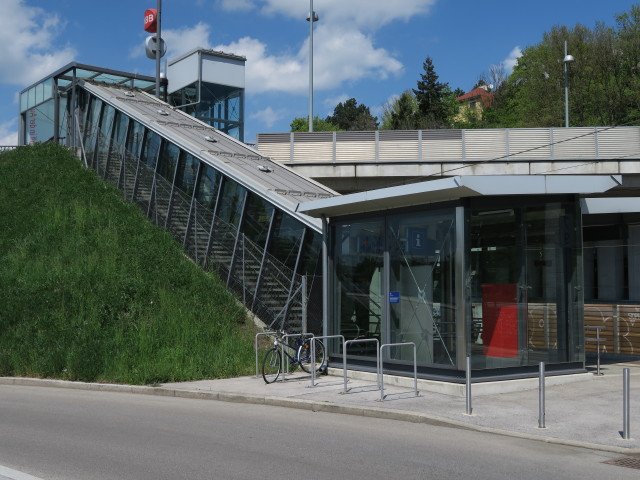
[0, 143, 257, 385]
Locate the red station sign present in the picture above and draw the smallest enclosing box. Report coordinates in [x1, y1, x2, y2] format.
[144, 9, 158, 33]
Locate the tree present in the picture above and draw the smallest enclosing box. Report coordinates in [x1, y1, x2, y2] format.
[380, 91, 420, 130]
[326, 98, 378, 131]
[290, 116, 339, 132]
[412, 57, 451, 128]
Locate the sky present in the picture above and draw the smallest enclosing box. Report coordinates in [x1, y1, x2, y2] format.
[0, 0, 638, 144]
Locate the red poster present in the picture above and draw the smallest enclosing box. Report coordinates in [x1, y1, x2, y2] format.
[482, 284, 518, 358]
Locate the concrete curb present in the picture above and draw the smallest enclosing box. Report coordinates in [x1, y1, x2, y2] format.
[2, 377, 638, 455]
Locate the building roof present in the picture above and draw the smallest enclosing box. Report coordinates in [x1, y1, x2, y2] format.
[81, 81, 337, 230]
[455, 87, 494, 106]
[296, 175, 622, 218]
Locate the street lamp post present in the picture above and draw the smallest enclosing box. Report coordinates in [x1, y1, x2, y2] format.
[307, 0, 318, 132]
[563, 40, 574, 128]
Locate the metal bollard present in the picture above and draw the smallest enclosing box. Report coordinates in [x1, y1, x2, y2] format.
[623, 368, 630, 440]
[465, 356, 472, 415]
[538, 361, 546, 429]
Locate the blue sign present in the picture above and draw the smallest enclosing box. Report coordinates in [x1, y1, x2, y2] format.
[389, 291, 400, 303]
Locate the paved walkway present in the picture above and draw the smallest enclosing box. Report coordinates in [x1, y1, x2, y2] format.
[2, 361, 639, 455]
[162, 361, 640, 454]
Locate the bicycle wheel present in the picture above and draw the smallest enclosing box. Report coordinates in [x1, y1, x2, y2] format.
[297, 339, 326, 373]
[262, 348, 282, 384]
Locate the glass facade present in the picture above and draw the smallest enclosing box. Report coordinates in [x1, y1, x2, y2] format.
[71, 87, 320, 334]
[330, 197, 583, 375]
[168, 81, 244, 141]
[19, 63, 158, 147]
[467, 199, 583, 369]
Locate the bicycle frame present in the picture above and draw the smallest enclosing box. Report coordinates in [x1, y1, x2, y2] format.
[280, 333, 313, 379]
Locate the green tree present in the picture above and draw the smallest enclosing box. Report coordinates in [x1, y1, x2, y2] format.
[412, 57, 451, 128]
[290, 116, 339, 132]
[326, 98, 378, 131]
[380, 91, 420, 130]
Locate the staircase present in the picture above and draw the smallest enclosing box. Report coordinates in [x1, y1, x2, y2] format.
[82, 121, 311, 333]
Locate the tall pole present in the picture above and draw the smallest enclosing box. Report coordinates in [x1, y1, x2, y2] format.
[563, 41, 574, 128]
[156, 0, 162, 99]
[308, 0, 317, 132]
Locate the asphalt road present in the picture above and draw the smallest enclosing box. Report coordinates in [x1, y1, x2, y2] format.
[0, 385, 638, 480]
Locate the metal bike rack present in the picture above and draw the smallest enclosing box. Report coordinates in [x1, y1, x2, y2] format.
[342, 338, 381, 394]
[378, 342, 419, 402]
[309, 335, 345, 388]
[280, 333, 314, 382]
[254, 331, 279, 378]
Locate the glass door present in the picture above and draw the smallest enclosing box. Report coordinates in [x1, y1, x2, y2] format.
[469, 201, 579, 368]
[469, 207, 522, 368]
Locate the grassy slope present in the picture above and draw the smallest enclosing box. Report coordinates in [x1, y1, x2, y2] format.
[0, 143, 256, 384]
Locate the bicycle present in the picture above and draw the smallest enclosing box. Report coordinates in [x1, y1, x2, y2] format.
[262, 332, 326, 384]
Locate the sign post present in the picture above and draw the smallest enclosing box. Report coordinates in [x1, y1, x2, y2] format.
[144, 4, 162, 99]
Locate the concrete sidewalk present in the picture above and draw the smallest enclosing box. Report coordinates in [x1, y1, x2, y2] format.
[2, 361, 639, 455]
[162, 361, 640, 454]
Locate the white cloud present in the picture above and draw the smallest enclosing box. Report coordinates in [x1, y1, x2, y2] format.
[250, 0, 436, 30]
[0, 119, 18, 145]
[0, 0, 76, 86]
[219, 0, 254, 11]
[250, 106, 286, 127]
[503, 46, 522, 73]
[214, 25, 402, 95]
[324, 94, 350, 108]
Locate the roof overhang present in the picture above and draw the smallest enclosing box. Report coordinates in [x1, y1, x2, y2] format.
[581, 197, 640, 214]
[297, 175, 623, 218]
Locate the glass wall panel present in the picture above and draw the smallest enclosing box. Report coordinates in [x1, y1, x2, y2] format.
[120, 120, 145, 199]
[58, 94, 69, 146]
[140, 130, 160, 170]
[270, 213, 305, 271]
[232, 193, 274, 297]
[152, 141, 181, 227]
[95, 104, 115, 176]
[388, 208, 457, 367]
[24, 99, 55, 145]
[217, 179, 246, 227]
[194, 163, 222, 210]
[20, 91, 28, 113]
[332, 219, 384, 354]
[207, 179, 247, 277]
[467, 200, 581, 368]
[125, 120, 145, 159]
[104, 111, 128, 184]
[84, 97, 103, 166]
[175, 152, 199, 198]
[242, 194, 274, 248]
[134, 129, 160, 210]
[156, 141, 180, 181]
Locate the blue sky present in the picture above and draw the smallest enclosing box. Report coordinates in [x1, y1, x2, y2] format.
[0, 0, 637, 144]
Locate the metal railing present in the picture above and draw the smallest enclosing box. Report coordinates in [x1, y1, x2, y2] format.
[342, 338, 380, 394]
[309, 335, 344, 388]
[257, 126, 640, 165]
[378, 342, 419, 402]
